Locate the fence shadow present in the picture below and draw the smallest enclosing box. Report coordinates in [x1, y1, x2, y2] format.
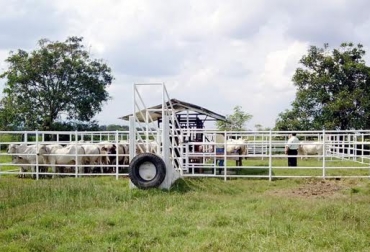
[235, 168, 272, 176]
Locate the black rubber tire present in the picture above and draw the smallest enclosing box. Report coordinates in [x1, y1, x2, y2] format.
[129, 153, 166, 189]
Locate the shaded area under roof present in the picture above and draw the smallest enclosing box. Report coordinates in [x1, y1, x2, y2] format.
[119, 98, 227, 122]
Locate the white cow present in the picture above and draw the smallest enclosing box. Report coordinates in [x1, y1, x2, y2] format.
[7, 143, 48, 177]
[298, 142, 324, 160]
[38, 144, 85, 177]
[99, 141, 126, 172]
[135, 140, 158, 155]
[80, 143, 105, 173]
[119, 140, 130, 165]
[7, 143, 29, 162]
[226, 138, 248, 166]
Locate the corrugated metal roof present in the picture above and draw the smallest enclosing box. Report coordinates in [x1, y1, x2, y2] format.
[119, 98, 227, 122]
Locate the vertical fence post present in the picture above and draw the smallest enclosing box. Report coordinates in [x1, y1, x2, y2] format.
[75, 130, 78, 178]
[361, 133, 364, 164]
[129, 116, 135, 163]
[223, 131, 227, 181]
[268, 130, 273, 181]
[162, 115, 170, 173]
[184, 142, 189, 175]
[115, 130, 119, 180]
[35, 130, 39, 180]
[322, 129, 326, 179]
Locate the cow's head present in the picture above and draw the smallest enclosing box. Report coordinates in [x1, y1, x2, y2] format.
[108, 144, 117, 155]
[37, 145, 50, 164]
[100, 147, 110, 165]
[102, 144, 117, 163]
[7, 144, 18, 154]
[37, 145, 49, 156]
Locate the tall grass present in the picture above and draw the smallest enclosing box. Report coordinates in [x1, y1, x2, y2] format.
[0, 176, 370, 251]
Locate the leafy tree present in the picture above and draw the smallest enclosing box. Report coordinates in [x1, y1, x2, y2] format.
[106, 124, 129, 131]
[275, 43, 370, 130]
[0, 96, 20, 130]
[254, 124, 271, 131]
[274, 108, 311, 131]
[216, 105, 252, 131]
[254, 124, 263, 131]
[0, 36, 113, 131]
[52, 120, 101, 131]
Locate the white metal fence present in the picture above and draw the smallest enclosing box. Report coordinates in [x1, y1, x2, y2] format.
[1, 129, 370, 180]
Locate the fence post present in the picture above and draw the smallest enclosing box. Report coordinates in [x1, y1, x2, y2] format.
[35, 130, 39, 180]
[361, 133, 364, 163]
[115, 130, 119, 180]
[129, 116, 136, 163]
[322, 129, 326, 179]
[223, 131, 227, 181]
[23, 132, 28, 143]
[268, 130, 272, 181]
[75, 130, 78, 178]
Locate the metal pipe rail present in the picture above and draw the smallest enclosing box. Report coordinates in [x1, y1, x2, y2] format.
[1, 129, 370, 180]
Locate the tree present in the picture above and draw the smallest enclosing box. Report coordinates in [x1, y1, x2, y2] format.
[0, 96, 20, 130]
[216, 105, 252, 131]
[106, 124, 129, 131]
[275, 43, 370, 130]
[255, 124, 271, 131]
[51, 120, 101, 131]
[274, 108, 311, 131]
[0, 36, 113, 131]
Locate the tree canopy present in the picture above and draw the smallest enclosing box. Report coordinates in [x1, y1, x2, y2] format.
[216, 105, 252, 131]
[0, 36, 113, 131]
[275, 43, 370, 131]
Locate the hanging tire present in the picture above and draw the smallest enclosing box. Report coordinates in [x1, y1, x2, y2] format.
[129, 153, 166, 189]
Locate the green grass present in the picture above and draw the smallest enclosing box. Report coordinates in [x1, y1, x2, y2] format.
[1, 176, 370, 251]
[241, 158, 370, 177]
[198, 157, 370, 178]
[0, 151, 15, 172]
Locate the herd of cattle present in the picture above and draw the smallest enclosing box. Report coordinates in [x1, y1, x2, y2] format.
[3, 137, 334, 178]
[5, 138, 250, 176]
[5, 140, 149, 177]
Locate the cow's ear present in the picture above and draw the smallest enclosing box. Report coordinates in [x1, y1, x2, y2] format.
[112, 144, 116, 148]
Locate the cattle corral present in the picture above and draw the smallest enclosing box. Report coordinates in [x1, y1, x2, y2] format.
[1, 129, 370, 180]
[1, 83, 370, 181]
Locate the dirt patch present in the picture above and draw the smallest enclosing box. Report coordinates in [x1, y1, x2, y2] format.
[270, 179, 348, 199]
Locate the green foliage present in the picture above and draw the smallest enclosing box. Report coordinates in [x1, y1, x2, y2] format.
[51, 120, 101, 131]
[0, 36, 113, 131]
[274, 108, 311, 131]
[216, 105, 252, 131]
[0, 97, 19, 131]
[104, 124, 129, 131]
[275, 42, 370, 131]
[255, 124, 271, 131]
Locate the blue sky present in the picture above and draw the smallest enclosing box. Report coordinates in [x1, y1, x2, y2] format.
[1, 0, 369, 129]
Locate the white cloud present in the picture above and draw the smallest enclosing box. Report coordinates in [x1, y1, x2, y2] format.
[260, 41, 308, 91]
[0, 50, 8, 70]
[1, 0, 370, 129]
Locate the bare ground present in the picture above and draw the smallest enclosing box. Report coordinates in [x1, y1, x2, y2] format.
[269, 179, 352, 199]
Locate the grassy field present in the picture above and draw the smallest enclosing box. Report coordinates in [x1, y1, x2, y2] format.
[1, 176, 370, 251]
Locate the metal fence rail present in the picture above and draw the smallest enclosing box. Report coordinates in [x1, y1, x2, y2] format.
[1, 129, 370, 180]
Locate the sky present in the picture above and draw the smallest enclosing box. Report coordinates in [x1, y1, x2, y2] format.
[1, 0, 370, 130]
